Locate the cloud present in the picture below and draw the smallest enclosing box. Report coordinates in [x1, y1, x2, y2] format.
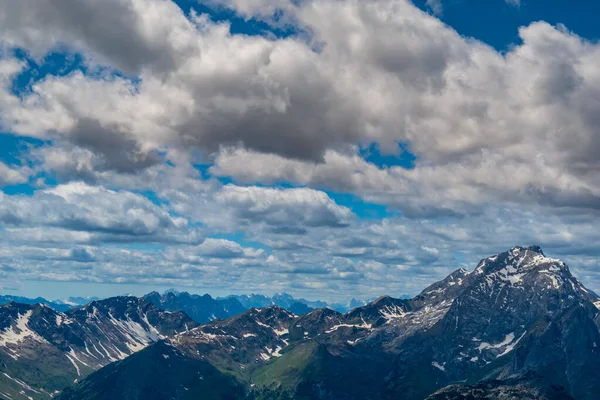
[67, 247, 96, 263]
[3, 0, 600, 301]
[215, 185, 354, 229]
[0, 181, 197, 241]
[2, 0, 600, 219]
[0, 0, 200, 74]
[0, 162, 29, 186]
[426, 0, 443, 15]
[181, 238, 264, 259]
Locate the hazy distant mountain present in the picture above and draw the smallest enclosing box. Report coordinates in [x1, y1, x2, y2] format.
[224, 293, 372, 313]
[0, 295, 97, 313]
[286, 302, 314, 315]
[0, 290, 372, 319]
[143, 291, 246, 323]
[0, 296, 195, 399]
[57, 246, 600, 400]
[53, 297, 100, 308]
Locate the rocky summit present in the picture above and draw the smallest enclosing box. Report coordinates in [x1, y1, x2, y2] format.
[49, 246, 600, 400]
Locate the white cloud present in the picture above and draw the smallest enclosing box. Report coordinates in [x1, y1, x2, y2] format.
[2, 0, 600, 300]
[426, 0, 443, 15]
[181, 238, 264, 259]
[215, 185, 354, 229]
[0, 162, 29, 186]
[0, 181, 196, 241]
[1, 0, 599, 218]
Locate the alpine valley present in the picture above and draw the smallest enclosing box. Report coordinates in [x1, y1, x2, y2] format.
[2, 246, 600, 399]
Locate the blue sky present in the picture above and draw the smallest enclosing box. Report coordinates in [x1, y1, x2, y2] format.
[1, 0, 600, 302]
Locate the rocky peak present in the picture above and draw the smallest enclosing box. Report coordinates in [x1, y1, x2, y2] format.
[467, 246, 590, 300]
[474, 245, 565, 274]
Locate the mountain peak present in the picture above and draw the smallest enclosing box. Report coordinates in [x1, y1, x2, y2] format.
[474, 245, 565, 277]
[462, 246, 599, 303]
[510, 245, 545, 256]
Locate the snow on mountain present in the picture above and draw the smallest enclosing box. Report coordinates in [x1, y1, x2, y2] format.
[12, 245, 600, 400]
[0, 297, 196, 399]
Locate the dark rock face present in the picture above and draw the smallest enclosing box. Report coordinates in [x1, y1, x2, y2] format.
[426, 376, 574, 400]
[0, 297, 196, 399]
[25, 246, 600, 399]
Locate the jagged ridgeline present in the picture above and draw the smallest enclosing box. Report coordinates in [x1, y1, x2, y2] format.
[2, 246, 600, 399]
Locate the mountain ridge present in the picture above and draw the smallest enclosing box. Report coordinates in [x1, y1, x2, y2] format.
[56, 245, 600, 399]
[0, 296, 197, 399]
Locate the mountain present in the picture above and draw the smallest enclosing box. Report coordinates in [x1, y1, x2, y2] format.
[0, 296, 196, 399]
[225, 293, 329, 311]
[224, 293, 373, 313]
[0, 295, 77, 313]
[53, 297, 100, 308]
[58, 306, 296, 400]
[286, 302, 314, 315]
[144, 291, 246, 323]
[55, 246, 600, 399]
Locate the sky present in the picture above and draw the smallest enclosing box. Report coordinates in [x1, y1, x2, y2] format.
[1, 0, 600, 302]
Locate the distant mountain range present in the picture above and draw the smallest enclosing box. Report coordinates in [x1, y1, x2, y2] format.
[3, 246, 599, 399]
[0, 291, 379, 320]
[0, 296, 99, 313]
[222, 292, 382, 314]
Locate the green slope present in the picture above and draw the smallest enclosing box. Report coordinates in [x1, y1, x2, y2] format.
[57, 341, 246, 400]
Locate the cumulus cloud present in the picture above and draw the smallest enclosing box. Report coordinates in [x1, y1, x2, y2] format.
[1, 0, 600, 218]
[0, 162, 29, 186]
[215, 185, 354, 229]
[176, 238, 264, 260]
[0, 181, 197, 241]
[3, 0, 600, 300]
[0, 0, 200, 74]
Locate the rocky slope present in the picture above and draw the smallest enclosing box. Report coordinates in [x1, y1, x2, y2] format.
[49, 246, 600, 399]
[425, 375, 574, 400]
[0, 296, 195, 399]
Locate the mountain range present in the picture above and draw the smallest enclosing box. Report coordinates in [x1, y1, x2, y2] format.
[222, 293, 378, 314]
[1, 291, 372, 323]
[0, 296, 99, 313]
[2, 246, 600, 399]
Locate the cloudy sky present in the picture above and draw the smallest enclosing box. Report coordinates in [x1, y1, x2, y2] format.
[1, 0, 600, 302]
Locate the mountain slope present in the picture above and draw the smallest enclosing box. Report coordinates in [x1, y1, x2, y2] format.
[0, 296, 196, 399]
[55, 246, 600, 400]
[57, 341, 246, 400]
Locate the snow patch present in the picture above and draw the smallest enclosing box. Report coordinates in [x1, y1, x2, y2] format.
[325, 320, 372, 334]
[0, 310, 48, 347]
[496, 332, 526, 358]
[380, 305, 406, 321]
[431, 361, 445, 371]
[273, 328, 289, 336]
